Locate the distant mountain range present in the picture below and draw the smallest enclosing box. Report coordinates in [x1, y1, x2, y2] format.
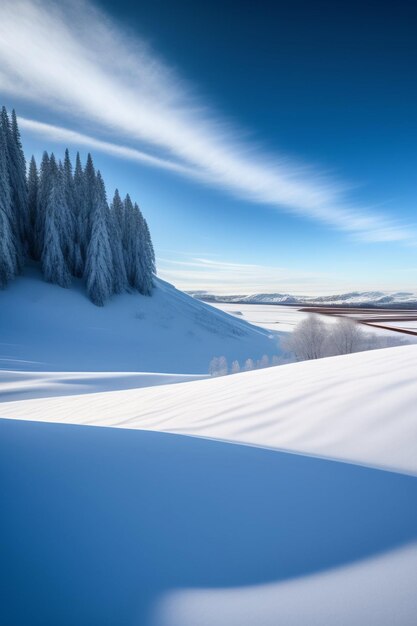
[187, 290, 417, 308]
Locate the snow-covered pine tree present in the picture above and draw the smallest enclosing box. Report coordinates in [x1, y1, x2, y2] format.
[122, 197, 155, 296]
[122, 193, 136, 286]
[82, 153, 96, 253]
[125, 200, 145, 293]
[73, 152, 86, 276]
[10, 110, 29, 249]
[62, 149, 79, 274]
[41, 156, 72, 288]
[35, 151, 51, 260]
[111, 189, 125, 237]
[92, 172, 127, 295]
[135, 203, 154, 295]
[0, 107, 24, 269]
[63, 150, 76, 219]
[59, 148, 76, 276]
[0, 124, 19, 287]
[104, 183, 128, 294]
[27, 156, 38, 258]
[50, 154, 74, 266]
[143, 217, 156, 275]
[84, 172, 114, 306]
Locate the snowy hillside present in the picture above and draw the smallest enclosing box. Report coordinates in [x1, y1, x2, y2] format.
[1, 345, 417, 626]
[0, 266, 278, 373]
[190, 289, 417, 308]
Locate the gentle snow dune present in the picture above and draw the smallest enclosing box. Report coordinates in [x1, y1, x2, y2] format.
[0, 266, 278, 373]
[2, 344, 417, 475]
[0, 370, 205, 401]
[2, 419, 417, 626]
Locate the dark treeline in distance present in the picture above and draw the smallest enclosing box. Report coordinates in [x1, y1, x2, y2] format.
[0, 106, 155, 305]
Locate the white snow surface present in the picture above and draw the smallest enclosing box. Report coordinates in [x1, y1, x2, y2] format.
[2, 346, 417, 625]
[2, 344, 417, 475]
[0, 267, 278, 373]
[210, 301, 319, 331]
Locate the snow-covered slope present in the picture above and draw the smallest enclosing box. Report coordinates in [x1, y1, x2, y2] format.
[2, 344, 417, 475]
[0, 266, 278, 373]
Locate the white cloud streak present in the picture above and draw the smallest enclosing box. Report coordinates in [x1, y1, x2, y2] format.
[157, 257, 337, 294]
[0, 0, 412, 243]
[18, 117, 198, 177]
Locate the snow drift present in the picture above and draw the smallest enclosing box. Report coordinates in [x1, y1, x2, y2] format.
[2, 344, 417, 475]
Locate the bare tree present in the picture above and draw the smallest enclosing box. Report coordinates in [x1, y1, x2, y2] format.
[285, 314, 327, 361]
[244, 358, 255, 371]
[327, 317, 366, 355]
[208, 356, 228, 376]
[284, 314, 405, 362]
[257, 354, 270, 369]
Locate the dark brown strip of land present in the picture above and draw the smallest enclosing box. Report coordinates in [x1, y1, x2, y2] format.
[299, 306, 417, 337]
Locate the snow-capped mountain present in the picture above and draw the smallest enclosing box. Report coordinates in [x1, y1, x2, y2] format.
[189, 290, 417, 308]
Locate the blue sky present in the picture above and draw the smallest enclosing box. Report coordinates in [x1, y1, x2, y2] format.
[0, 0, 416, 294]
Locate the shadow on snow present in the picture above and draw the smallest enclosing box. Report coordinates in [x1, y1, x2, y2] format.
[1, 418, 417, 625]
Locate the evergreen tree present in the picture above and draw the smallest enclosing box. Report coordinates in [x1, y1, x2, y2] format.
[41, 158, 72, 288]
[27, 156, 38, 257]
[73, 152, 86, 276]
[63, 150, 75, 208]
[0, 107, 24, 268]
[122, 193, 135, 285]
[0, 125, 19, 286]
[123, 198, 154, 296]
[143, 217, 156, 275]
[104, 182, 128, 294]
[63, 149, 82, 276]
[49, 155, 74, 262]
[123, 196, 143, 292]
[41, 213, 71, 288]
[84, 173, 114, 306]
[10, 110, 29, 250]
[135, 203, 154, 295]
[111, 189, 125, 236]
[35, 151, 51, 260]
[82, 153, 96, 253]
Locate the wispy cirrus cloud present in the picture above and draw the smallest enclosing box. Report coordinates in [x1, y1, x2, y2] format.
[17, 117, 198, 177]
[157, 256, 341, 294]
[0, 0, 413, 243]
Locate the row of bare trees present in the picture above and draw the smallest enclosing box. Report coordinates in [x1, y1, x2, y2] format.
[283, 314, 406, 361]
[209, 315, 407, 375]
